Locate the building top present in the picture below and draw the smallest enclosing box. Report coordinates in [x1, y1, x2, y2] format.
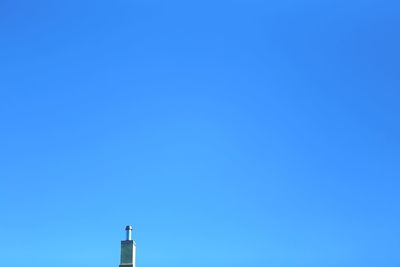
[120, 226, 136, 267]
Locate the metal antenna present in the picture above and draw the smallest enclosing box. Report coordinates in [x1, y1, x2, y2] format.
[125, 225, 133, 241]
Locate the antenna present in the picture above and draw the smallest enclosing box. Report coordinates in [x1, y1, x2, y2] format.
[125, 225, 133, 241]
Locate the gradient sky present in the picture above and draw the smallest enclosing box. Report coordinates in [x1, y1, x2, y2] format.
[1, 1, 399, 267]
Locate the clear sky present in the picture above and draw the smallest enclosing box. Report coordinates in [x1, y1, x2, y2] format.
[0, 1, 399, 267]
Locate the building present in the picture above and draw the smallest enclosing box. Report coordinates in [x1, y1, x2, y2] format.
[119, 226, 136, 267]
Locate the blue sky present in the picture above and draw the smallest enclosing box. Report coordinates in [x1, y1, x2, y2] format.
[0, 0, 399, 266]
